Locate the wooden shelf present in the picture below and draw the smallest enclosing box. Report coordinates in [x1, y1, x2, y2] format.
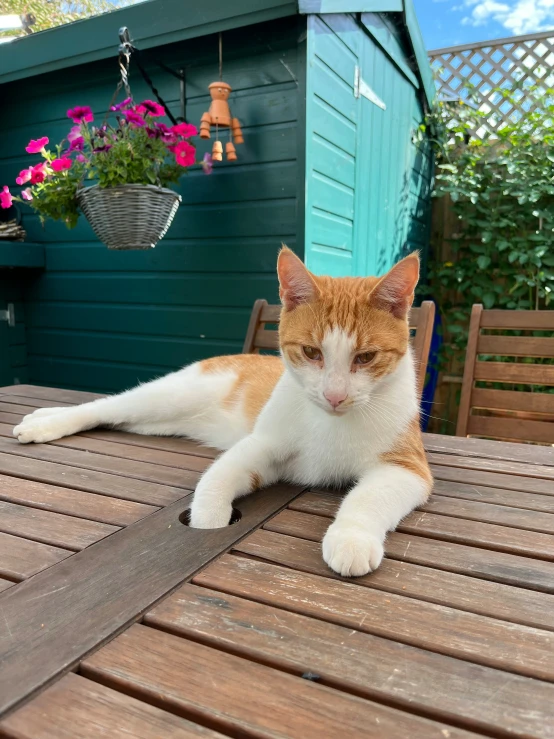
[0, 242, 45, 268]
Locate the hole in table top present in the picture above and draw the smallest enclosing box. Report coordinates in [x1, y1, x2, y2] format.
[179, 507, 242, 527]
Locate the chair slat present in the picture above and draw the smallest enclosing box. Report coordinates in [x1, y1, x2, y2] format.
[253, 328, 280, 351]
[471, 388, 554, 415]
[467, 416, 554, 445]
[477, 335, 554, 359]
[478, 310, 554, 330]
[260, 304, 282, 322]
[474, 361, 554, 386]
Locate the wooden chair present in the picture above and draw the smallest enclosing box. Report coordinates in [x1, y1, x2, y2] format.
[243, 299, 436, 398]
[456, 304, 554, 444]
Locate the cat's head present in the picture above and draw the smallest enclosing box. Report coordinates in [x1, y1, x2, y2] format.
[277, 246, 419, 415]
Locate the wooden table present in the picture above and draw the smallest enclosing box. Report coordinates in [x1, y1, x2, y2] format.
[0, 384, 553, 739]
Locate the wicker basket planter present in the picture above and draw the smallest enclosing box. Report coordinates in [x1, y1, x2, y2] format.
[77, 184, 182, 250]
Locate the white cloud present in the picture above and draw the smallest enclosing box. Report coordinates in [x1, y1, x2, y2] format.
[461, 0, 554, 35]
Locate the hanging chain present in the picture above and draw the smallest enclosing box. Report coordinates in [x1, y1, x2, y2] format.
[104, 27, 186, 125]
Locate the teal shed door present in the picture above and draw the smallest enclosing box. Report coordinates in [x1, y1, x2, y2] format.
[304, 13, 431, 279]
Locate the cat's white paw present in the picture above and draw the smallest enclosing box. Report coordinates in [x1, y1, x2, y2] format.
[189, 499, 233, 529]
[322, 523, 384, 577]
[13, 413, 75, 444]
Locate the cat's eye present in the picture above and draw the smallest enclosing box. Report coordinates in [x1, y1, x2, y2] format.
[354, 351, 376, 365]
[303, 346, 322, 361]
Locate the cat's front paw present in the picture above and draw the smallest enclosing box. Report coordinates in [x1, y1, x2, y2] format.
[189, 499, 233, 529]
[322, 523, 384, 577]
[13, 413, 74, 444]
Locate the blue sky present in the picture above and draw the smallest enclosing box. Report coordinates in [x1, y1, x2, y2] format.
[413, 0, 554, 50]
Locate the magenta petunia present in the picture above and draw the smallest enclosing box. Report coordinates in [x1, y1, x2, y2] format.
[21, 188, 33, 201]
[0, 186, 13, 209]
[76, 154, 87, 163]
[51, 157, 72, 172]
[137, 100, 165, 117]
[174, 140, 196, 167]
[67, 106, 94, 124]
[30, 163, 47, 184]
[201, 152, 213, 175]
[16, 168, 32, 185]
[25, 137, 49, 154]
[171, 123, 198, 138]
[123, 110, 146, 127]
[111, 97, 133, 112]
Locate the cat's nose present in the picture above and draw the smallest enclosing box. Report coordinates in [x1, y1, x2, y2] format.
[324, 390, 348, 409]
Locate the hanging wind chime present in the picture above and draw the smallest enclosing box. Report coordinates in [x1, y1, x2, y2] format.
[199, 33, 244, 162]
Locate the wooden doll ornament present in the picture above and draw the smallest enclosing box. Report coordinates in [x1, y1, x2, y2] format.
[199, 35, 243, 162]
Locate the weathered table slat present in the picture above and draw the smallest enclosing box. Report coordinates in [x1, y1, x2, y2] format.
[430, 463, 554, 495]
[0, 473, 157, 525]
[81, 624, 480, 739]
[194, 555, 554, 681]
[0, 531, 72, 581]
[235, 528, 554, 630]
[0, 436, 201, 489]
[0, 450, 185, 506]
[427, 451, 554, 480]
[0, 673, 226, 739]
[432, 479, 554, 513]
[145, 583, 554, 739]
[273, 505, 554, 561]
[0, 500, 120, 551]
[424, 432, 554, 466]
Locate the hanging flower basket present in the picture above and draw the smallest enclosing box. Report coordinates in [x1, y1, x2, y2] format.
[77, 184, 181, 250]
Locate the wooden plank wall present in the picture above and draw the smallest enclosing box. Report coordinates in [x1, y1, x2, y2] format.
[0, 17, 303, 393]
[0, 277, 29, 386]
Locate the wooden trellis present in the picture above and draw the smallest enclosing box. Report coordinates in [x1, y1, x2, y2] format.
[429, 29, 554, 137]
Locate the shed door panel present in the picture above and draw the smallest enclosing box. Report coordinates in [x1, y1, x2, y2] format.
[304, 14, 360, 276]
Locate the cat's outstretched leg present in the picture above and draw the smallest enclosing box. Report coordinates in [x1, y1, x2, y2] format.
[322, 464, 431, 577]
[13, 364, 229, 445]
[190, 433, 278, 528]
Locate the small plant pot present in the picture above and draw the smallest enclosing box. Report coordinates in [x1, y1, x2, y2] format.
[77, 184, 182, 250]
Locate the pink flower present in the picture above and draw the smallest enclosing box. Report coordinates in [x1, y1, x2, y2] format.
[30, 163, 47, 184]
[201, 152, 213, 174]
[0, 186, 13, 209]
[16, 168, 32, 185]
[76, 154, 87, 163]
[171, 123, 198, 138]
[124, 110, 146, 127]
[111, 97, 132, 112]
[174, 140, 196, 167]
[67, 126, 84, 151]
[67, 106, 94, 124]
[137, 100, 165, 117]
[51, 157, 72, 172]
[21, 188, 33, 201]
[25, 137, 49, 154]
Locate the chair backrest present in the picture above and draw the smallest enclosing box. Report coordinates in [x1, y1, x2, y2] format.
[243, 299, 435, 398]
[456, 305, 554, 444]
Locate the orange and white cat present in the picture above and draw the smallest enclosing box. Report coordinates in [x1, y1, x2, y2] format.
[13, 247, 432, 577]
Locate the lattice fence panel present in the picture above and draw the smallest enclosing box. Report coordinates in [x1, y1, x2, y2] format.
[429, 30, 554, 137]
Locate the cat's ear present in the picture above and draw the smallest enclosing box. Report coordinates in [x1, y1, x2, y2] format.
[370, 252, 420, 319]
[277, 245, 319, 310]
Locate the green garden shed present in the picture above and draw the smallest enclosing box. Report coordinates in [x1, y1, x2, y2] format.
[0, 0, 434, 393]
